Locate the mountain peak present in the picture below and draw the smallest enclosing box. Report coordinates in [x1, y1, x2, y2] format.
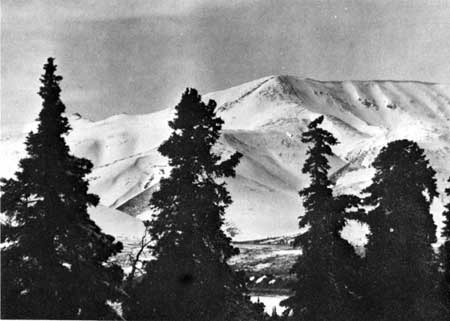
[3, 75, 450, 242]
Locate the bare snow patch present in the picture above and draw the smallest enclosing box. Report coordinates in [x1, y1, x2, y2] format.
[254, 263, 272, 271]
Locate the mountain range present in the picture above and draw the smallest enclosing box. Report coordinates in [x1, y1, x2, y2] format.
[3, 75, 450, 245]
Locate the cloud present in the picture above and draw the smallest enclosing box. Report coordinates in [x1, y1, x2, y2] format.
[2, 0, 257, 22]
[2, 0, 450, 128]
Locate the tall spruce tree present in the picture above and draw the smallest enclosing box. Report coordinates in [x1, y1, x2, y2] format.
[281, 116, 363, 321]
[123, 88, 261, 321]
[440, 179, 450, 317]
[1, 58, 123, 319]
[363, 139, 444, 321]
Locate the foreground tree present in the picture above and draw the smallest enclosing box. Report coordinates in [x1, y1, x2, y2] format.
[1, 58, 123, 319]
[282, 116, 363, 321]
[440, 179, 450, 317]
[123, 88, 261, 321]
[363, 139, 444, 321]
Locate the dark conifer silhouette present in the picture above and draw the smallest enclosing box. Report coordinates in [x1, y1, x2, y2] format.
[123, 88, 261, 321]
[363, 139, 444, 321]
[1, 58, 123, 319]
[281, 116, 363, 321]
[440, 179, 450, 317]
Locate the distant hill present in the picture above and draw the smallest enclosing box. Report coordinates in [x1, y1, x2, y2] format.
[3, 75, 450, 244]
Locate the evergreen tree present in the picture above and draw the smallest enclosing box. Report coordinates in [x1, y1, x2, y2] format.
[281, 116, 362, 321]
[440, 179, 450, 317]
[362, 139, 444, 321]
[123, 88, 261, 321]
[1, 58, 123, 319]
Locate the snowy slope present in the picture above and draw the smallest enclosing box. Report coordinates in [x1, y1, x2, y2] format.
[2, 75, 450, 242]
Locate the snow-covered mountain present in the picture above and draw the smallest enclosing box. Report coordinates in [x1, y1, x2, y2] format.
[2, 75, 450, 243]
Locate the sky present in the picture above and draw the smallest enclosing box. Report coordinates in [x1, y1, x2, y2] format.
[2, 0, 450, 129]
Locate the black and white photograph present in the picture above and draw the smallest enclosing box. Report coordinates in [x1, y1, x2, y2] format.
[1, 0, 450, 320]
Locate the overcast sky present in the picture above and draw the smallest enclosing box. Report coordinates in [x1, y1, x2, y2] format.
[2, 0, 450, 128]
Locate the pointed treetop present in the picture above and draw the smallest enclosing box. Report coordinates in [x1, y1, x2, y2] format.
[39, 57, 63, 97]
[308, 115, 325, 129]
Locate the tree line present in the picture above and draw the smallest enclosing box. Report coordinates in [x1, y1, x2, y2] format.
[280, 116, 448, 321]
[1, 58, 449, 320]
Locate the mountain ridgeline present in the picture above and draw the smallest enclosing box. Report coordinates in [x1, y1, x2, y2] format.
[2, 75, 450, 242]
